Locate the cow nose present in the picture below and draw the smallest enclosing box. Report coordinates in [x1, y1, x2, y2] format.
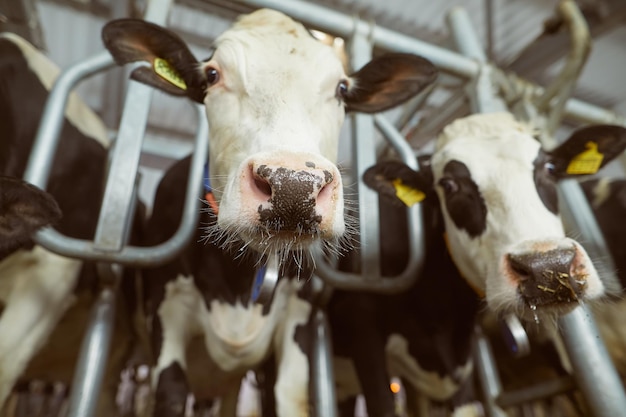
[506, 246, 586, 306]
[252, 164, 334, 201]
[247, 162, 339, 233]
[507, 248, 576, 282]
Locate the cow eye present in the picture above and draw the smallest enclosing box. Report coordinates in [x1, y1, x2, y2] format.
[336, 79, 349, 99]
[439, 177, 459, 195]
[544, 162, 556, 176]
[205, 67, 219, 85]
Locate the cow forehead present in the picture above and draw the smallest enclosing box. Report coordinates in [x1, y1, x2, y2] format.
[212, 10, 346, 95]
[432, 131, 542, 184]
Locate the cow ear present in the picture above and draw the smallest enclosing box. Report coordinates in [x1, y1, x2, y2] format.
[0, 177, 62, 253]
[102, 18, 207, 103]
[344, 53, 437, 113]
[362, 160, 432, 207]
[546, 125, 626, 179]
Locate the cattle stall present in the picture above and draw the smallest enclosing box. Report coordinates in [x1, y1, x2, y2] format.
[8, 0, 626, 416]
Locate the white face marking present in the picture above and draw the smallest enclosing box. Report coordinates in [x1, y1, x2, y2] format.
[431, 113, 604, 318]
[199, 10, 347, 247]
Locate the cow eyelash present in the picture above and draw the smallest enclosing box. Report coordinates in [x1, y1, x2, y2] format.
[205, 67, 220, 85]
[439, 177, 459, 194]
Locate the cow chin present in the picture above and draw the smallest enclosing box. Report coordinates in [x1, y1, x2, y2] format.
[208, 208, 345, 263]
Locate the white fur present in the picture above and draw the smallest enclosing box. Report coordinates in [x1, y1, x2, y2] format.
[0, 247, 81, 406]
[200, 9, 347, 242]
[155, 275, 311, 417]
[432, 113, 605, 319]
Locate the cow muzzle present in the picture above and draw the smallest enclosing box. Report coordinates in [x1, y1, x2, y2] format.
[505, 245, 589, 308]
[238, 158, 342, 240]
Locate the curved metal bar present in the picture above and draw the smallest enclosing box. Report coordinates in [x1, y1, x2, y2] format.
[24, 52, 208, 266]
[314, 116, 423, 293]
[31, 108, 207, 267]
[231, 0, 625, 127]
[23, 51, 115, 188]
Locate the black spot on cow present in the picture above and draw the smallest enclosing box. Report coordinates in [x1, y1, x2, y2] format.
[305, 161, 316, 168]
[440, 160, 487, 238]
[155, 362, 189, 417]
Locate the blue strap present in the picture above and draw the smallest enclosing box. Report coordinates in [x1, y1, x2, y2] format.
[203, 162, 212, 193]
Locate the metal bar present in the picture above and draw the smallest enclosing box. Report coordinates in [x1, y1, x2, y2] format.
[65, 1, 173, 416]
[231, 0, 626, 127]
[558, 305, 626, 416]
[349, 24, 381, 281]
[496, 376, 576, 408]
[314, 22, 423, 292]
[23, 51, 115, 189]
[27, 105, 208, 266]
[310, 308, 338, 417]
[447, 7, 508, 114]
[473, 325, 508, 417]
[93, 81, 152, 252]
[314, 116, 424, 293]
[65, 287, 116, 417]
[232, 0, 479, 78]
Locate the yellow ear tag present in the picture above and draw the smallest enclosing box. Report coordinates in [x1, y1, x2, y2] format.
[392, 178, 425, 206]
[566, 141, 604, 175]
[153, 58, 187, 90]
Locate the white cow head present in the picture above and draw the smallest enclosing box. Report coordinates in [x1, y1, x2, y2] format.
[102, 9, 437, 258]
[364, 112, 626, 322]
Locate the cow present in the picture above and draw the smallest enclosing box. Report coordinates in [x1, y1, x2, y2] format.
[351, 112, 626, 417]
[0, 32, 139, 416]
[101, 8, 438, 417]
[330, 155, 482, 417]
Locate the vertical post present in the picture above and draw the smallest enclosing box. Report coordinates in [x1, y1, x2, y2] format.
[349, 20, 381, 280]
[65, 287, 117, 417]
[472, 325, 508, 417]
[65, 1, 174, 416]
[311, 309, 338, 417]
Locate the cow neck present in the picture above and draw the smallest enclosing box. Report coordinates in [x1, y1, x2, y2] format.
[204, 162, 219, 216]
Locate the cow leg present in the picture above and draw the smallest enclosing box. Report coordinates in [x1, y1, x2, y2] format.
[344, 303, 395, 417]
[0, 248, 81, 407]
[273, 287, 312, 417]
[218, 379, 241, 417]
[152, 276, 201, 417]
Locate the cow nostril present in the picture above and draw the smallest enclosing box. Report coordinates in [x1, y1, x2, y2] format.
[508, 254, 531, 281]
[253, 177, 272, 198]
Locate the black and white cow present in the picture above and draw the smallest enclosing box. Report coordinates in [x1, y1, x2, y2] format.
[0, 33, 138, 415]
[330, 155, 482, 417]
[366, 112, 626, 321]
[101, 8, 437, 417]
[353, 112, 626, 417]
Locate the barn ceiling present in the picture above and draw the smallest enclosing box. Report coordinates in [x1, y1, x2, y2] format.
[1, 0, 625, 159]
